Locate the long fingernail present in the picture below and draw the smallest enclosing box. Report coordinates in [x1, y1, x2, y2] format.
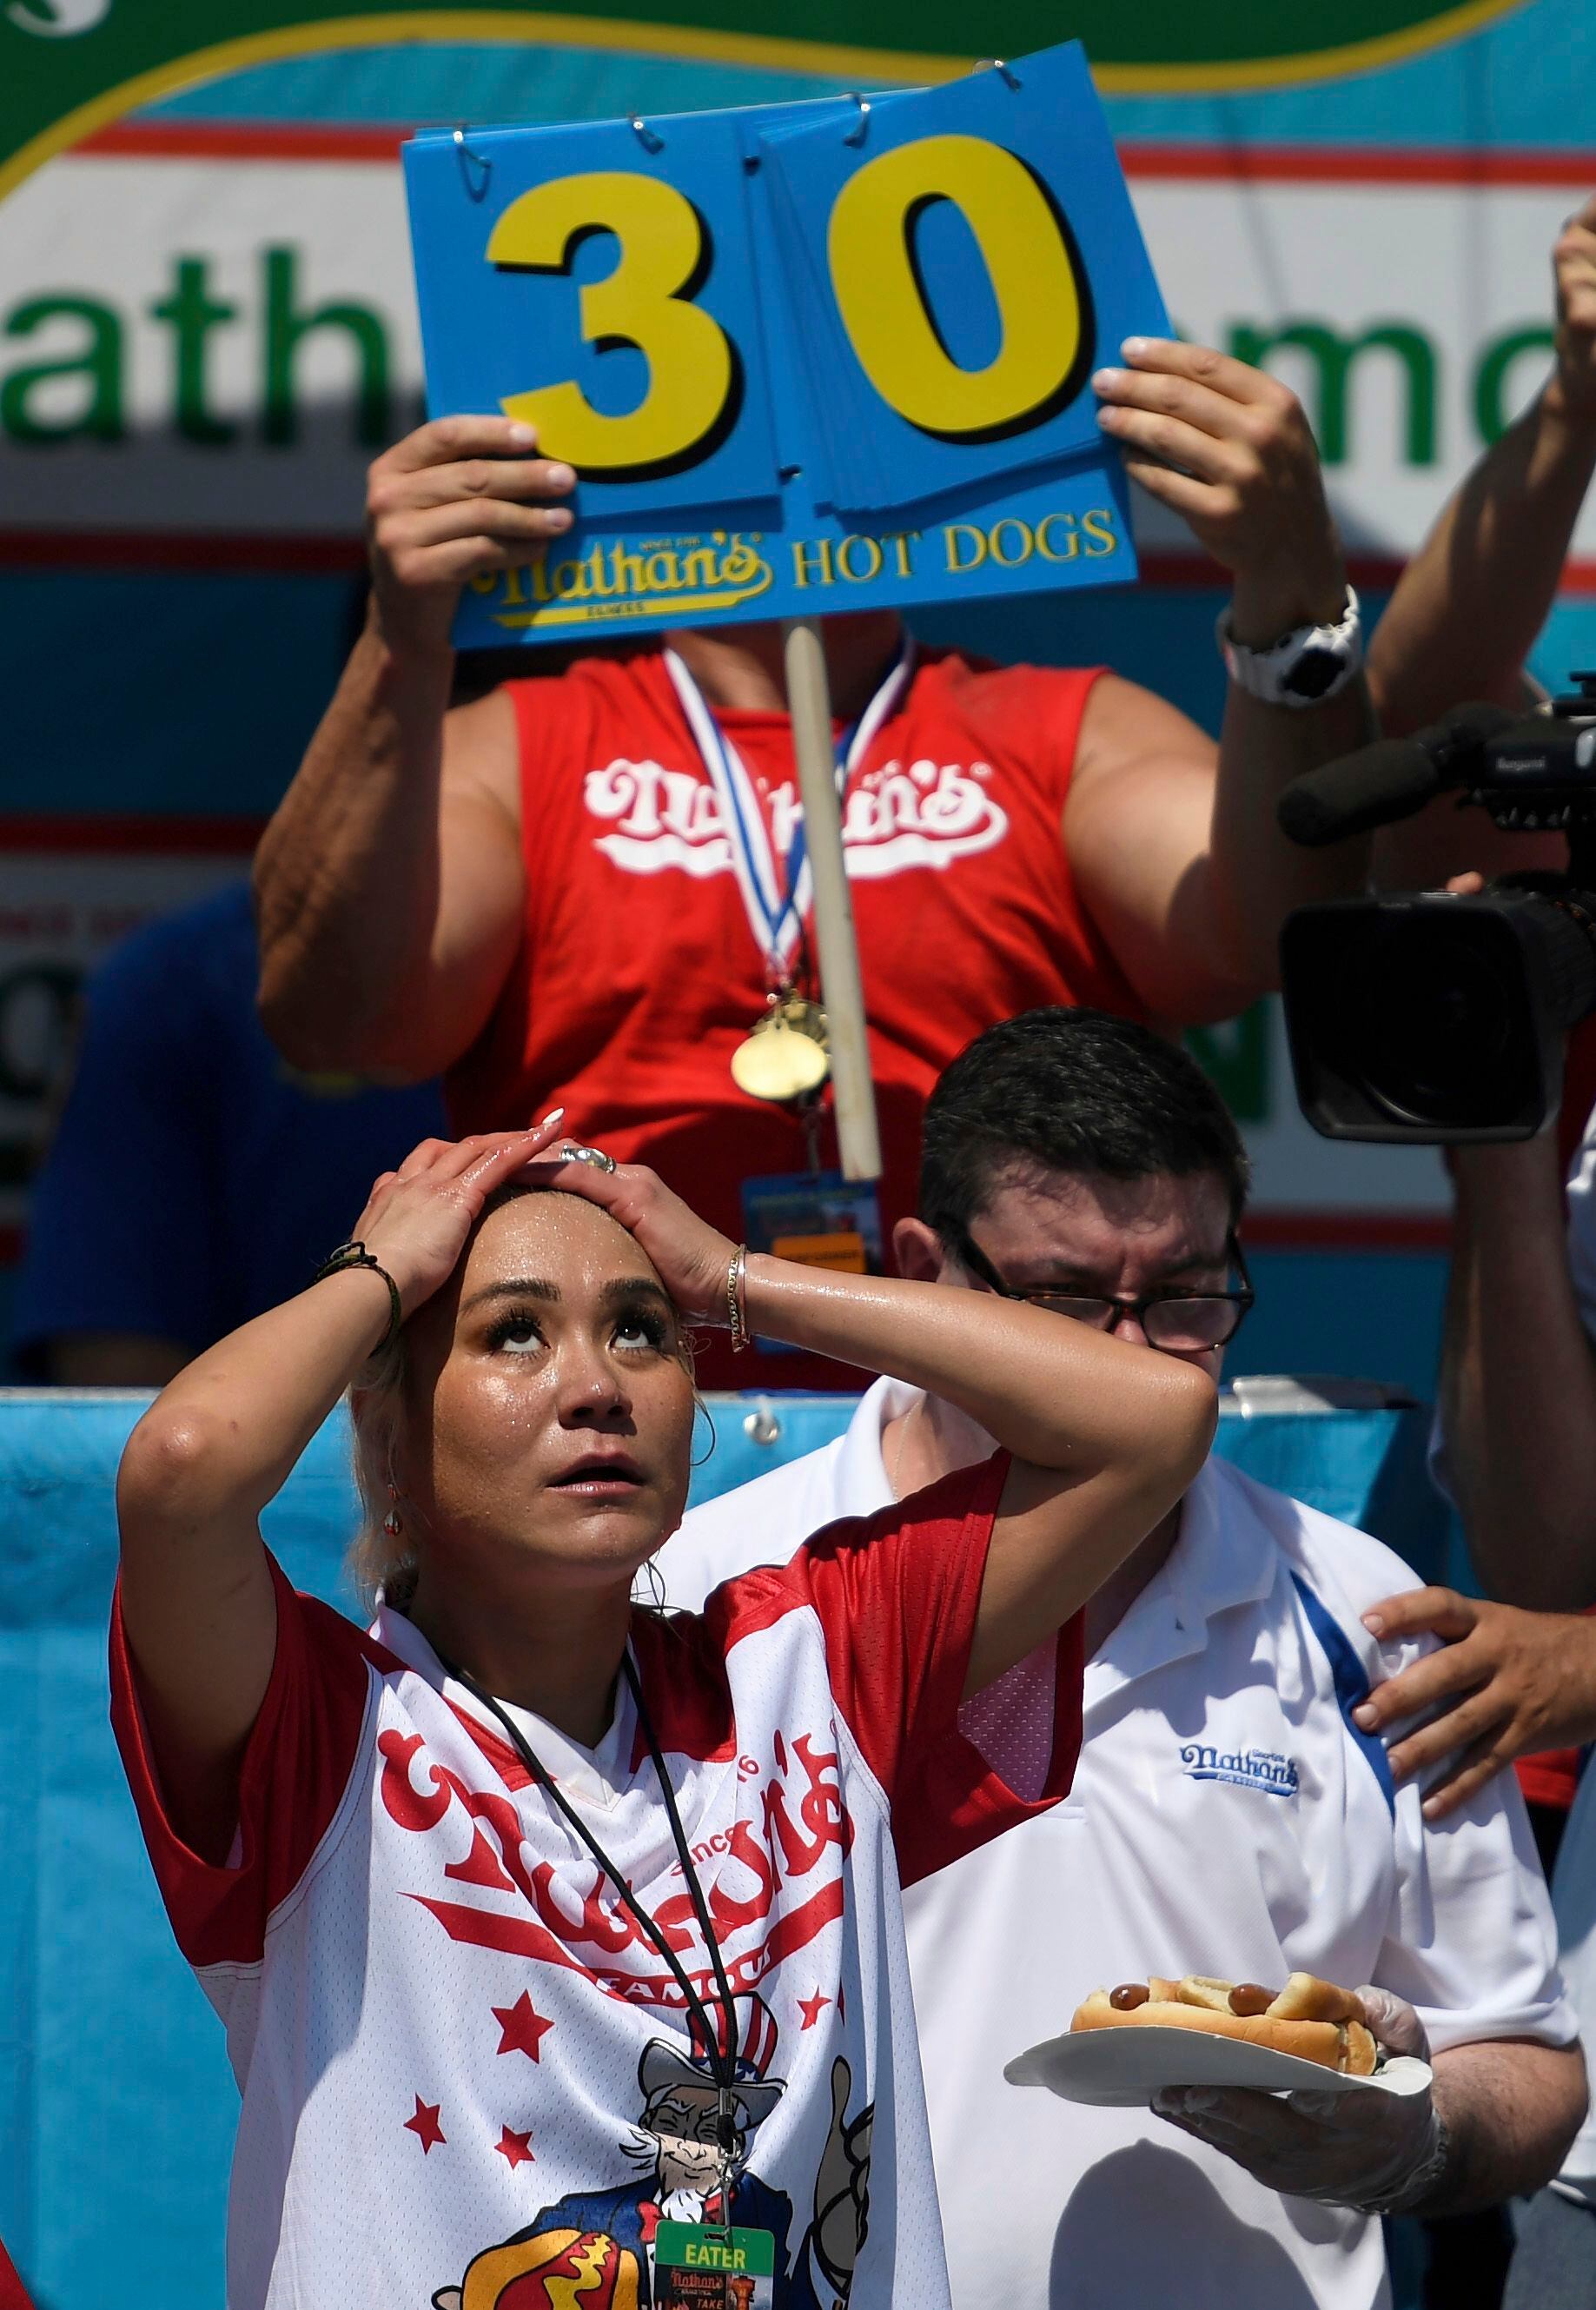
[1352, 1703, 1377, 1729]
[536, 1106, 566, 1130]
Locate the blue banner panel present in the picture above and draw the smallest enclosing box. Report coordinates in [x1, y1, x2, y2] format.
[402, 42, 1166, 647]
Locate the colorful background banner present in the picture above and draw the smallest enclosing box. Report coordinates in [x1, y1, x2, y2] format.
[3, 0, 1593, 1378]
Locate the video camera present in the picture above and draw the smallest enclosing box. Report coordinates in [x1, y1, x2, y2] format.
[1277, 675, 1596, 1143]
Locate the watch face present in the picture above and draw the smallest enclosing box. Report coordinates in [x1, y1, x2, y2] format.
[1284, 645, 1344, 700]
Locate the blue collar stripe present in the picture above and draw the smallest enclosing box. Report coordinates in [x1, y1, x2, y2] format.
[1289, 1570, 1396, 1817]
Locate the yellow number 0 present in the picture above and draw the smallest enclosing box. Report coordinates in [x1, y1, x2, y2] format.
[487, 171, 734, 476]
[828, 134, 1087, 441]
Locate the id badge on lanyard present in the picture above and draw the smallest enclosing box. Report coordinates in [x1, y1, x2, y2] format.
[654, 2220, 776, 2310]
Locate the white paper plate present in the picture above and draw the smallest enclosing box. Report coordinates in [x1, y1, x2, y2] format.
[1004, 2026, 1434, 2108]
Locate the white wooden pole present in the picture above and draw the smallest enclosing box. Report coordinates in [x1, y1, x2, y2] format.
[781, 615, 882, 1181]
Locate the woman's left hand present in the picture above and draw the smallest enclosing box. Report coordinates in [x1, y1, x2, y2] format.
[534, 1149, 736, 1323]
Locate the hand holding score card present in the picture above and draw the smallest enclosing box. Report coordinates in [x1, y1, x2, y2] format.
[364, 415, 577, 659]
[1093, 338, 1348, 641]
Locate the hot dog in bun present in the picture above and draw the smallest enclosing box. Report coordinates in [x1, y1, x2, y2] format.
[1070, 1972, 1378, 2075]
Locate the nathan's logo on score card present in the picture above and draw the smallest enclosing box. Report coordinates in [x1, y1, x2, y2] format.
[472, 530, 774, 627]
[402, 39, 1167, 647]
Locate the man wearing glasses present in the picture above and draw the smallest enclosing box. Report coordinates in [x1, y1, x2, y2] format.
[660, 1006, 1580, 2310]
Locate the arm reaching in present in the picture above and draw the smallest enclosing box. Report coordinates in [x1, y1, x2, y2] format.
[1370, 195, 1596, 739]
[1438, 1132, 1596, 1612]
[1368, 196, 1596, 889]
[539, 1153, 1219, 1697]
[253, 415, 578, 1077]
[1352, 1589, 1596, 1820]
[1073, 340, 1373, 1021]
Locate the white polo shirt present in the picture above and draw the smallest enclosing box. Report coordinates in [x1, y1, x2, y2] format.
[1541, 1100, 1596, 2203]
[662, 1381, 1574, 2310]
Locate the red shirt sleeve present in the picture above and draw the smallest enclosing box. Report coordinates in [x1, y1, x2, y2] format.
[109, 1555, 381, 1969]
[702, 1454, 1083, 1887]
[0, 2239, 34, 2310]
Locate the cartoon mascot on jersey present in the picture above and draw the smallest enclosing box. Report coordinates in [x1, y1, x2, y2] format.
[432, 1994, 872, 2310]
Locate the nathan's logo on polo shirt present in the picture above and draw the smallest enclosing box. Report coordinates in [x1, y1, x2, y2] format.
[1179, 1742, 1301, 1798]
[583, 759, 1009, 880]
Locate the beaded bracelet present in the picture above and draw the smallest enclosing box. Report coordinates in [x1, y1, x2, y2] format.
[312, 1239, 404, 1350]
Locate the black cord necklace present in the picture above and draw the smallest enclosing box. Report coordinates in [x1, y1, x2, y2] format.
[442, 1648, 745, 2161]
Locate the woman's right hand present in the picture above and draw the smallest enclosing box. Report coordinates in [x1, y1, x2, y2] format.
[348, 1112, 568, 1317]
[534, 1151, 737, 1323]
[366, 415, 578, 659]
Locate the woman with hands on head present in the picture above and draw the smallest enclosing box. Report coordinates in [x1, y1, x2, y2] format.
[111, 1114, 1215, 2310]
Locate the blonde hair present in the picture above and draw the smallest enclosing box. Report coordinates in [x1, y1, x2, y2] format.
[348, 1324, 417, 1612]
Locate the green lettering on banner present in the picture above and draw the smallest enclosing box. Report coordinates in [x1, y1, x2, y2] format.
[1473, 325, 1556, 444]
[0, 292, 123, 441]
[149, 254, 238, 445]
[1187, 1002, 1269, 1123]
[262, 244, 390, 446]
[1228, 320, 1437, 466]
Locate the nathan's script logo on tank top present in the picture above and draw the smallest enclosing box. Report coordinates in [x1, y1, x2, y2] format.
[377, 1725, 853, 2003]
[582, 757, 1010, 880]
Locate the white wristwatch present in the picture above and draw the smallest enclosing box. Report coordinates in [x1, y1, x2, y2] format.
[1217, 587, 1363, 707]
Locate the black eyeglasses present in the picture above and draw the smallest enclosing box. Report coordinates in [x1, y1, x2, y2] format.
[950, 1226, 1255, 1352]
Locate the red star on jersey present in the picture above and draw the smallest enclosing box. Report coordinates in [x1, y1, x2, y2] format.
[495, 2124, 535, 2170]
[404, 2096, 446, 2154]
[798, 1989, 831, 2031]
[493, 1990, 554, 2062]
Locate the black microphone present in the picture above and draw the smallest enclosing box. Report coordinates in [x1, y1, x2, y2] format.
[1276, 703, 1521, 849]
[1276, 739, 1449, 847]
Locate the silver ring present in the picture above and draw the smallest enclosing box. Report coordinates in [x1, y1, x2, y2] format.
[566, 1144, 616, 1173]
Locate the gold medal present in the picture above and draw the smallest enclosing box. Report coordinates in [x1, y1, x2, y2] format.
[731, 992, 830, 1103]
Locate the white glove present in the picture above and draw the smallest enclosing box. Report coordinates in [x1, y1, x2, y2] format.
[1150, 1986, 1448, 2215]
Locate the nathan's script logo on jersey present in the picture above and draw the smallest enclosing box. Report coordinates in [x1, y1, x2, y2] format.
[1180, 1742, 1301, 1798]
[378, 1725, 852, 2001]
[584, 757, 1010, 881]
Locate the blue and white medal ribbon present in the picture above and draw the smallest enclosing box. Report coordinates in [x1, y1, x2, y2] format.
[663, 637, 915, 992]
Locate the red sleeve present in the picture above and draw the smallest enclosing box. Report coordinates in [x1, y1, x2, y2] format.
[699, 1453, 1083, 1888]
[0, 2239, 33, 2310]
[1037, 663, 1108, 814]
[109, 1555, 379, 1968]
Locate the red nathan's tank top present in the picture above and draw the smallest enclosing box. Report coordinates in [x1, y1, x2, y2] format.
[446, 642, 1142, 1387]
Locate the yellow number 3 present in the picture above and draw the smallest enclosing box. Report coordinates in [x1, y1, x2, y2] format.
[487, 171, 734, 476]
[828, 134, 1088, 441]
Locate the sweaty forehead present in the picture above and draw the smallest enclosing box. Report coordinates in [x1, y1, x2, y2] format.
[463, 1188, 662, 1291]
[976, 1165, 1231, 1270]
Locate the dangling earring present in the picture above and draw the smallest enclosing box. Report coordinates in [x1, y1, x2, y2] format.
[383, 1484, 403, 1538]
[690, 1393, 719, 1471]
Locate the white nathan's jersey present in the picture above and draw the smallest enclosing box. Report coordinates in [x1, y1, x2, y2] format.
[112, 1454, 1078, 2310]
[665, 1383, 1574, 2310]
